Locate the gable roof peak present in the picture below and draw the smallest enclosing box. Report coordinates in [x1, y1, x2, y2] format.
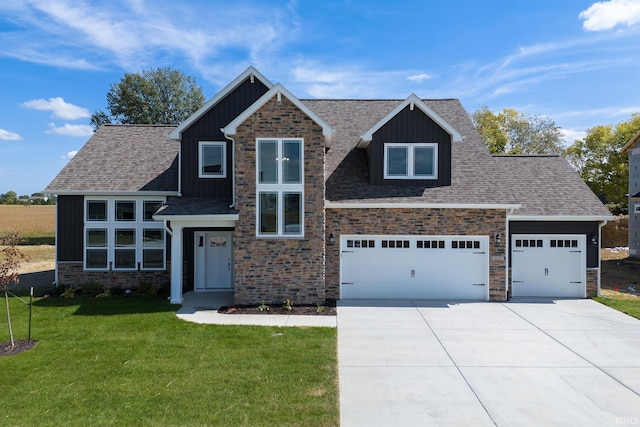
[222, 83, 335, 147]
[622, 129, 640, 154]
[357, 94, 464, 148]
[168, 66, 273, 140]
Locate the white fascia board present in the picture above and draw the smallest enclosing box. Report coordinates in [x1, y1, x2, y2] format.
[222, 83, 336, 147]
[621, 130, 640, 154]
[508, 215, 614, 222]
[48, 190, 179, 196]
[325, 202, 521, 209]
[357, 94, 463, 148]
[168, 66, 274, 141]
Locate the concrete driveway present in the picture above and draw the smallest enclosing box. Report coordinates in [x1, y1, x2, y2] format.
[338, 299, 640, 426]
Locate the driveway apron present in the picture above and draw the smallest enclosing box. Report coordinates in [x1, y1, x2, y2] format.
[337, 299, 640, 426]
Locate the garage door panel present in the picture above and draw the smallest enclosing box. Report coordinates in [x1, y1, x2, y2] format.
[511, 235, 586, 298]
[340, 236, 488, 300]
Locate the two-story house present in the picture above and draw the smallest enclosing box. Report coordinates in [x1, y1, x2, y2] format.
[622, 131, 640, 258]
[45, 67, 612, 305]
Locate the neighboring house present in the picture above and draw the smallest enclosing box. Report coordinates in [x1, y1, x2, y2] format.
[45, 66, 612, 304]
[622, 131, 640, 258]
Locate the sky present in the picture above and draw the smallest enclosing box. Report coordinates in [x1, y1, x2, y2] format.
[1, 0, 640, 196]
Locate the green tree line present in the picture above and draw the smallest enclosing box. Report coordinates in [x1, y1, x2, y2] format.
[0, 191, 55, 205]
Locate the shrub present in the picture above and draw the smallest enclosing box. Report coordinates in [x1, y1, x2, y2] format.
[138, 281, 157, 296]
[81, 282, 104, 297]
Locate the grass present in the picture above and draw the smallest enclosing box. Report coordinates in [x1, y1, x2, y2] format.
[0, 296, 338, 426]
[0, 205, 55, 243]
[594, 294, 640, 320]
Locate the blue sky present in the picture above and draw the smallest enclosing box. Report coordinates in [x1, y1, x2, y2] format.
[1, 0, 640, 196]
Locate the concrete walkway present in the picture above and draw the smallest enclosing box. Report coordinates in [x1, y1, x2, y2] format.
[176, 291, 337, 327]
[338, 298, 640, 426]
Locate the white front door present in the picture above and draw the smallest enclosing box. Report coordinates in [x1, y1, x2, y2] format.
[194, 232, 232, 290]
[511, 234, 586, 298]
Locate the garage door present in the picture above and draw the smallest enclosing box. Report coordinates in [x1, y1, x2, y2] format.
[340, 235, 489, 300]
[511, 234, 586, 298]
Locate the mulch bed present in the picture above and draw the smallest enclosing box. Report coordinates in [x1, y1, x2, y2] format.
[0, 339, 37, 357]
[219, 303, 336, 316]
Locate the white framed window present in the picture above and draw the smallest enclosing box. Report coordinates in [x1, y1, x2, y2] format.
[384, 143, 438, 179]
[84, 197, 166, 270]
[199, 141, 226, 178]
[256, 138, 304, 237]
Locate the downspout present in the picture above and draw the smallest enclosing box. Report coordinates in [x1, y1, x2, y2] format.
[504, 207, 515, 299]
[597, 219, 608, 296]
[222, 129, 236, 208]
[177, 146, 182, 197]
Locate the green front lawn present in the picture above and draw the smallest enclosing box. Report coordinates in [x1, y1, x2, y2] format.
[594, 295, 640, 320]
[0, 296, 338, 426]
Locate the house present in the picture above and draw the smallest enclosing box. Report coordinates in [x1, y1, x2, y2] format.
[45, 66, 612, 304]
[622, 131, 640, 258]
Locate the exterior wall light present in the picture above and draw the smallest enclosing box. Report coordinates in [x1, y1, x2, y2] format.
[329, 233, 335, 245]
[495, 233, 501, 244]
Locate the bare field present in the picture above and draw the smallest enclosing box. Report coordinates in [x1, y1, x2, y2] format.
[0, 204, 55, 237]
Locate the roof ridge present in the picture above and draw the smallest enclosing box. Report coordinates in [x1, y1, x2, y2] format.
[493, 154, 561, 158]
[103, 124, 176, 127]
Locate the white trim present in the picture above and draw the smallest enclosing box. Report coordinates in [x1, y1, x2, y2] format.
[222, 84, 335, 147]
[383, 143, 438, 179]
[326, 202, 521, 209]
[169, 66, 273, 141]
[358, 94, 463, 148]
[198, 141, 227, 178]
[508, 215, 614, 221]
[153, 214, 238, 223]
[48, 190, 179, 196]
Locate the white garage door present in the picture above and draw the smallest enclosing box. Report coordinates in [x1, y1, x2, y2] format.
[340, 235, 489, 300]
[511, 234, 586, 298]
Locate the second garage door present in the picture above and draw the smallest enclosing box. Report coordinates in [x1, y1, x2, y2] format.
[340, 235, 489, 300]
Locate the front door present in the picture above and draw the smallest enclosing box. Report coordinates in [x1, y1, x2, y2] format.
[194, 232, 232, 290]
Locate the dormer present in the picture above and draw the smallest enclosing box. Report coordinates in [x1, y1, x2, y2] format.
[357, 94, 462, 187]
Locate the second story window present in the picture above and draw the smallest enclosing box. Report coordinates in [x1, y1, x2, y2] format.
[384, 143, 438, 180]
[199, 141, 226, 178]
[256, 138, 304, 237]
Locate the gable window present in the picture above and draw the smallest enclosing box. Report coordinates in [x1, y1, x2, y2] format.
[84, 198, 165, 270]
[199, 141, 226, 178]
[256, 138, 304, 237]
[384, 143, 437, 179]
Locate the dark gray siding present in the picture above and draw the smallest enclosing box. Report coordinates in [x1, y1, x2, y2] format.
[368, 105, 452, 186]
[57, 195, 84, 261]
[508, 221, 600, 268]
[181, 78, 270, 197]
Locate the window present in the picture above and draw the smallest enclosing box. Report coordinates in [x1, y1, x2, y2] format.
[199, 141, 226, 178]
[84, 198, 165, 270]
[635, 203, 640, 214]
[384, 143, 437, 179]
[256, 138, 304, 237]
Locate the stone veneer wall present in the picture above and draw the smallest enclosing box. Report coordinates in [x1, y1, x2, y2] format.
[232, 96, 326, 305]
[57, 262, 170, 289]
[587, 268, 599, 297]
[325, 208, 508, 301]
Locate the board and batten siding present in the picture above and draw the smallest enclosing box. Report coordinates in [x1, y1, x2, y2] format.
[508, 221, 600, 268]
[56, 195, 84, 261]
[367, 105, 452, 187]
[180, 77, 270, 198]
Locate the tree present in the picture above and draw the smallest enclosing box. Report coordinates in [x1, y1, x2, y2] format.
[0, 191, 18, 205]
[471, 106, 564, 155]
[565, 113, 640, 214]
[0, 233, 29, 348]
[91, 67, 205, 128]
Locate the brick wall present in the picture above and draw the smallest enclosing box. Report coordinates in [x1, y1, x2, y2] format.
[325, 208, 508, 301]
[232, 96, 326, 305]
[57, 261, 170, 289]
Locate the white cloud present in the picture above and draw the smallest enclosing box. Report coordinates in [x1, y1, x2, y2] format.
[61, 150, 78, 159]
[0, 128, 22, 141]
[45, 123, 94, 137]
[406, 73, 433, 83]
[21, 97, 90, 120]
[580, 0, 640, 31]
[560, 128, 587, 144]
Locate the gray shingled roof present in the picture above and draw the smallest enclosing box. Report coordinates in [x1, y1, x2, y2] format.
[304, 99, 519, 206]
[45, 125, 178, 193]
[155, 197, 237, 217]
[492, 155, 612, 218]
